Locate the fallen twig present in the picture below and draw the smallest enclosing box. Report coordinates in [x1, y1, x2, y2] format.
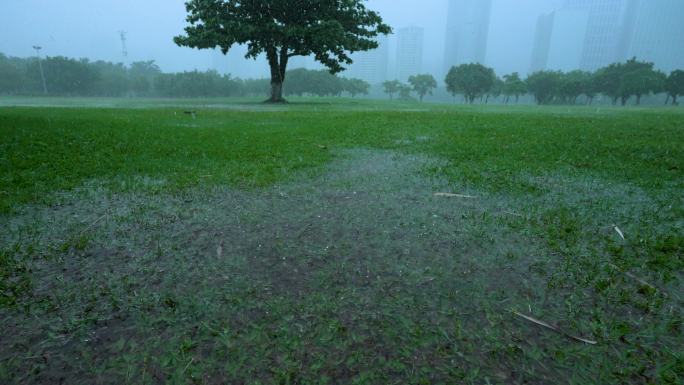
[316, 144, 328, 150]
[609, 264, 658, 292]
[513, 311, 597, 345]
[614, 226, 625, 240]
[434, 192, 477, 199]
[80, 214, 107, 235]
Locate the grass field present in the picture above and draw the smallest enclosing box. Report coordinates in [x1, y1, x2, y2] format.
[1, 97, 683, 384]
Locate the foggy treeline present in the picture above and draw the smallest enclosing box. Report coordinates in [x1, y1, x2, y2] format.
[0, 53, 370, 99]
[437, 59, 684, 106]
[1, 52, 683, 106]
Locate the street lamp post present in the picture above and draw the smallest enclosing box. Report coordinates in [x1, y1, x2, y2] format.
[32, 45, 48, 95]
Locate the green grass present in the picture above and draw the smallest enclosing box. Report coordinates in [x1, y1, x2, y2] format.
[0, 97, 683, 384]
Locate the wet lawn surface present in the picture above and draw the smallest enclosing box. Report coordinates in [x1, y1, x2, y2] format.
[1, 99, 683, 384]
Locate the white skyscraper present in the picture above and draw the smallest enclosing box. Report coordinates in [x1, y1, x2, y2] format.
[530, 9, 589, 73]
[395, 26, 424, 82]
[564, 0, 632, 71]
[344, 36, 389, 85]
[444, 0, 492, 72]
[624, 0, 684, 72]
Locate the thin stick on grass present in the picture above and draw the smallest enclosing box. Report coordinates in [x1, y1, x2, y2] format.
[609, 264, 658, 292]
[614, 226, 625, 240]
[80, 214, 107, 235]
[513, 311, 597, 345]
[434, 192, 477, 199]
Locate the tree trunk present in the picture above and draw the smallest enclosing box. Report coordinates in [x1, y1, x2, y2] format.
[673, 95, 678, 105]
[636, 94, 641, 105]
[266, 46, 288, 103]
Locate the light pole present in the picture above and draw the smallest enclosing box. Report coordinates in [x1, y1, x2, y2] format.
[32, 45, 48, 95]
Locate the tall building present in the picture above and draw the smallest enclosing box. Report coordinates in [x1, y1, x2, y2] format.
[444, 0, 492, 72]
[344, 36, 389, 85]
[530, 9, 589, 73]
[564, 0, 632, 71]
[395, 26, 424, 82]
[529, 13, 555, 73]
[625, 0, 684, 72]
[530, 0, 647, 72]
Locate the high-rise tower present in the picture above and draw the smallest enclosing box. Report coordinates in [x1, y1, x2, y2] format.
[444, 0, 492, 72]
[396, 27, 424, 82]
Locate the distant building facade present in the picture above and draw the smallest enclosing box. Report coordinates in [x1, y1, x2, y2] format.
[529, 13, 555, 73]
[344, 36, 389, 84]
[564, 0, 631, 71]
[395, 26, 424, 82]
[624, 0, 684, 72]
[530, 9, 589, 73]
[530, 0, 638, 72]
[444, 0, 492, 72]
[531, 0, 684, 73]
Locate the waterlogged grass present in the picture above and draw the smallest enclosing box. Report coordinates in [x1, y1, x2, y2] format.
[0, 98, 683, 384]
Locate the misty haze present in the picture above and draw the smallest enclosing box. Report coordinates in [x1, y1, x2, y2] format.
[1, 1, 683, 384]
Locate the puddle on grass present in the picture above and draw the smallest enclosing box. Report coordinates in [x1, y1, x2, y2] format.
[1, 148, 548, 313]
[5, 149, 678, 384]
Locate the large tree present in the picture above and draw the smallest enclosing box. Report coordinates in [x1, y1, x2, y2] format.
[174, 0, 390, 103]
[559, 70, 591, 104]
[382, 80, 402, 100]
[343, 78, 370, 98]
[595, 63, 624, 105]
[445, 63, 495, 104]
[617, 58, 663, 105]
[408, 74, 437, 102]
[665, 70, 684, 105]
[525, 71, 561, 105]
[502, 72, 526, 104]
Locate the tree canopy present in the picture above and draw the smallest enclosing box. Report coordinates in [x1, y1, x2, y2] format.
[665, 70, 684, 105]
[174, 0, 391, 102]
[525, 71, 561, 105]
[445, 63, 495, 104]
[502, 72, 526, 104]
[382, 80, 402, 100]
[408, 74, 437, 102]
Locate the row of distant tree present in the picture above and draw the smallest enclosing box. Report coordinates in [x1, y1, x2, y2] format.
[0, 54, 258, 97]
[384, 59, 684, 106]
[0, 54, 372, 98]
[2, 53, 683, 105]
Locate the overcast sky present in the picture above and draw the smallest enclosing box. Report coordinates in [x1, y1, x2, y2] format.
[1, 0, 566, 78]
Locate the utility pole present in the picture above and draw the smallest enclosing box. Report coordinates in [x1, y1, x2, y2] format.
[118, 31, 128, 60]
[33, 45, 48, 95]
